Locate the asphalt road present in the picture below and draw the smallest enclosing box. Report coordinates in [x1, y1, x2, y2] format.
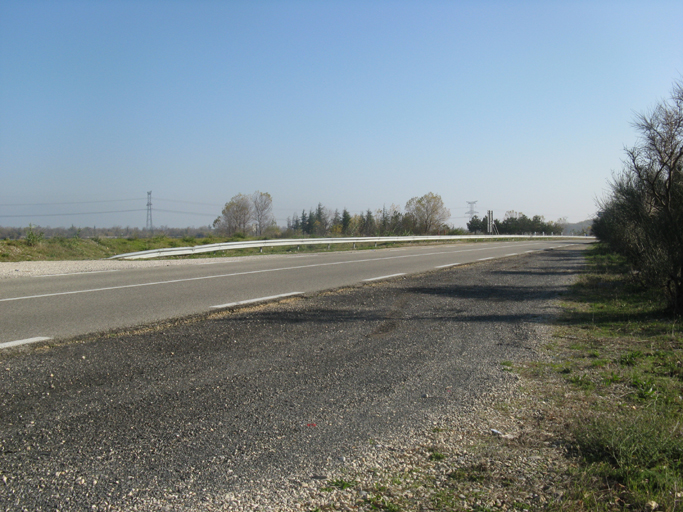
[0, 244, 588, 511]
[0, 240, 589, 347]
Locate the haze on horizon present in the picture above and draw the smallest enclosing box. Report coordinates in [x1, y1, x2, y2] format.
[1, 0, 682, 230]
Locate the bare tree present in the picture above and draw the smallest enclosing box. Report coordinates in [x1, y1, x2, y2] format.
[251, 191, 274, 236]
[214, 193, 253, 235]
[594, 80, 683, 312]
[405, 192, 451, 234]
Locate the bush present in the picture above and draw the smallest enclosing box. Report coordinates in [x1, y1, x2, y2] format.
[594, 81, 683, 312]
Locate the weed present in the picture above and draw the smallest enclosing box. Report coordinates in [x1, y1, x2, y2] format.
[602, 371, 623, 385]
[366, 494, 401, 511]
[630, 375, 657, 399]
[619, 350, 643, 367]
[428, 449, 445, 461]
[25, 224, 44, 247]
[326, 478, 357, 490]
[569, 373, 596, 391]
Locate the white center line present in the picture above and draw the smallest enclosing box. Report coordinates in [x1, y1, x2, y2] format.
[363, 273, 406, 282]
[0, 337, 52, 350]
[211, 292, 303, 309]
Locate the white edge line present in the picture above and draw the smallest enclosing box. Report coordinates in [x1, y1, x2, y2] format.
[478, 257, 494, 261]
[505, 253, 519, 256]
[0, 336, 52, 350]
[211, 292, 303, 309]
[435, 263, 462, 268]
[362, 273, 406, 282]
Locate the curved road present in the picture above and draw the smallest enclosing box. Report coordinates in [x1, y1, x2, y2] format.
[0, 240, 590, 347]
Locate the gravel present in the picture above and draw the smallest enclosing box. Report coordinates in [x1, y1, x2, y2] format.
[0, 247, 585, 511]
[0, 255, 275, 279]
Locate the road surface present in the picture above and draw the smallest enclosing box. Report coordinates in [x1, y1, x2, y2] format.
[0, 240, 589, 347]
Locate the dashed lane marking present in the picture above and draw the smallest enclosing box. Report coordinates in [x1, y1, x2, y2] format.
[211, 292, 303, 309]
[0, 337, 52, 350]
[363, 273, 406, 282]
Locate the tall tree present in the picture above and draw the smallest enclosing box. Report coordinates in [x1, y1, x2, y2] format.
[405, 192, 451, 234]
[467, 215, 486, 234]
[341, 208, 352, 235]
[251, 191, 274, 236]
[214, 193, 253, 235]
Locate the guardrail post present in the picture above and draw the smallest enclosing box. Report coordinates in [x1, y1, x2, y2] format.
[353, 242, 356, 249]
[260, 247, 263, 253]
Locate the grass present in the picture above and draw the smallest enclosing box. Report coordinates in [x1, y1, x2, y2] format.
[544, 244, 683, 510]
[0, 235, 470, 262]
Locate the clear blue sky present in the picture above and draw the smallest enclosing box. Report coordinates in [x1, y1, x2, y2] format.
[1, 0, 682, 229]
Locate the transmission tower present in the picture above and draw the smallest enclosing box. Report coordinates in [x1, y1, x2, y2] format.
[466, 201, 478, 220]
[146, 191, 153, 234]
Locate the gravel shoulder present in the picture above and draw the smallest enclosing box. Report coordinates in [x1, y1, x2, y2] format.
[0, 247, 585, 511]
[0, 255, 277, 279]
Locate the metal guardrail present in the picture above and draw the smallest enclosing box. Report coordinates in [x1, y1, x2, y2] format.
[108, 235, 594, 260]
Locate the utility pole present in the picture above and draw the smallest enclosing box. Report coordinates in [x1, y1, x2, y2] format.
[466, 201, 478, 220]
[487, 210, 499, 235]
[146, 191, 153, 235]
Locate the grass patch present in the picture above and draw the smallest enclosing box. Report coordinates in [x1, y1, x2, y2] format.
[548, 244, 683, 510]
[321, 478, 358, 492]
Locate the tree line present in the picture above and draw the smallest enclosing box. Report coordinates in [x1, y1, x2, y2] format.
[213, 191, 459, 237]
[467, 212, 564, 235]
[593, 80, 683, 313]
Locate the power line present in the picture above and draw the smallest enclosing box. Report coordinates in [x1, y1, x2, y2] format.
[155, 197, 224, 207]
[155, 209, 217, 218]
[0, 209, 146, 218]
[0, 198, 145, 207]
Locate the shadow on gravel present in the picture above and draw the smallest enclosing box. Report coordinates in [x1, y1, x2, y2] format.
[405, 283, 564, 302]
[219, 308, 550, 327]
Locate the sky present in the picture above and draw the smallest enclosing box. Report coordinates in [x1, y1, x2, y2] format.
[1, 0, 682, 230]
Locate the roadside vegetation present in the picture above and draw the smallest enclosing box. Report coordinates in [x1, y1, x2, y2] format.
[542, 245, 682, 510]
[0, 233, 501, 262]
[593, 80, 683, 314]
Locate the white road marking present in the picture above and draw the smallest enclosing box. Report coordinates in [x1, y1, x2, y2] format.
[0, 241, 556, 303]
[35, 270, 120, 277]
[505, 253, 519, 256]
[211, 292, 303, 309]
[363, 273, 406, 282]
[435, 263, 462, 268]
[0, 336, 52, 350]
[478, 257, 494, 261]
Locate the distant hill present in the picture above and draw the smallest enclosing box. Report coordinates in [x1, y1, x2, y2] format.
[563, 219, 593, 235]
